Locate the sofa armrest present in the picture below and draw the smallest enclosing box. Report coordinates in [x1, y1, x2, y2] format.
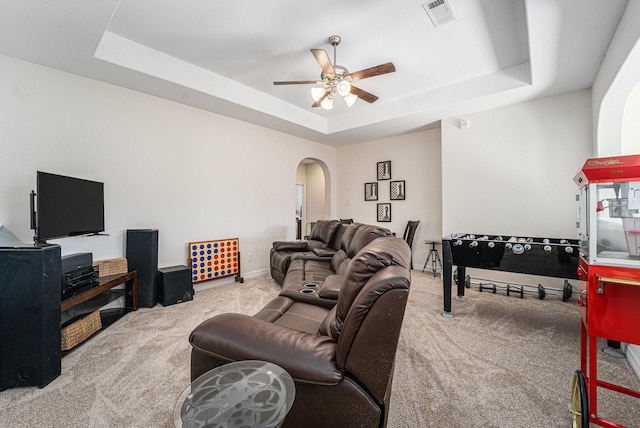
[292, 254, 332, 263]
[272, 240, 309, 251]
[312, 247, 336, 258]
[190, 313, 341, 385]
[318, 275, 342, 300]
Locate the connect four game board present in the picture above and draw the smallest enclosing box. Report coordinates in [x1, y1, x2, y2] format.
[189, 238, 243, 284]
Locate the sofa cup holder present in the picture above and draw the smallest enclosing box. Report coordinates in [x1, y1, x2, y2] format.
[300, 288, 315, 294]
[304, 283, 318, 288]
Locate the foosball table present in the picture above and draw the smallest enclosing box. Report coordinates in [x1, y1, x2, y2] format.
[441, 233, 580, 317]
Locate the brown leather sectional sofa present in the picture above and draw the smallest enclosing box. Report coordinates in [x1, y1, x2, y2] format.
[189, 221, 412, 427]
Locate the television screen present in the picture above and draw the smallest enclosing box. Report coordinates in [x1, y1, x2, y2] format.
[36, 171, 104, 242]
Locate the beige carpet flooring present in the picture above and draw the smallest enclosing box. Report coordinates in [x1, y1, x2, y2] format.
[1, 271, 639, 427]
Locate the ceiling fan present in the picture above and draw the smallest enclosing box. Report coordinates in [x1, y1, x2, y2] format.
[273, 35, 396, 110]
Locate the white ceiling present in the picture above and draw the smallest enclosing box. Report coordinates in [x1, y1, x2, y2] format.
[0, 0, 629, 146]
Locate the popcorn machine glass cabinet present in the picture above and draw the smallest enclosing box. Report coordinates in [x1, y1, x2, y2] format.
[579, 181, 640, 266]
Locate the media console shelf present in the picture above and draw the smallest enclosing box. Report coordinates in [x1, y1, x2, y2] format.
[61, 270, 138, 312]
[60, 271, 138, 350]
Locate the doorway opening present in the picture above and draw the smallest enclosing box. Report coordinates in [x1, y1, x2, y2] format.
[296, 158, 330, 239]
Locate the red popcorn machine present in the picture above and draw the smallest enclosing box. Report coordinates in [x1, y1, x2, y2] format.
[572, 154, 640, 427]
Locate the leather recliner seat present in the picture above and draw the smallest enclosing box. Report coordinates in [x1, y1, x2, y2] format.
[269, 220, 340, 284]
[189, 235, 411, 427]
[271, 221, 392, 308]
[270, 219, 342, 285]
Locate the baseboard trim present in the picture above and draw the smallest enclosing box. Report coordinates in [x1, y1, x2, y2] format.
[627, 344, 640, 380]
[194, 268, 269, 292]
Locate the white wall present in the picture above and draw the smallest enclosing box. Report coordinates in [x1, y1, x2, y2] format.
[336, 130, 442, 268]
[439, 90, 593, 288]
[442, 90, 593, 238]
[592, 0, 640, 156]
[0, 54, 336, 277]
[622, 82, 640, 153]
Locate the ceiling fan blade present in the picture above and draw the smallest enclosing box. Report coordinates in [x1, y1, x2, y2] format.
[347, 62, 396, 82]
[273, 80, 321, 85]
[311, 49, 335, 77]
[311, 90, 330, 108]
[350, 86, 379, 103]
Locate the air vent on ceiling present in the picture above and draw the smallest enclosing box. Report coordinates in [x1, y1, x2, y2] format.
[422, 0, 456, 27]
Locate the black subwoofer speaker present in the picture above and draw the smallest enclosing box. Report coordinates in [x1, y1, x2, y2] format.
[158, 265, 193, 306]
[0, 244, 62, 390]
[126, 229, 158, 308]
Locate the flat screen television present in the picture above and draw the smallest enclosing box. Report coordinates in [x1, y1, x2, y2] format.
[34, 171, 105, 242]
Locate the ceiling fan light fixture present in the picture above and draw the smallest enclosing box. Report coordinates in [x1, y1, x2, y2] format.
[321, 95, 334, 110]
[344, 92, 358, 107]
[336, 79, 351, 96]
[311, 87, 326, 102]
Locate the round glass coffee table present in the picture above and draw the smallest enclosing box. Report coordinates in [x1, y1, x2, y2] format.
[173, 360, 295, 428]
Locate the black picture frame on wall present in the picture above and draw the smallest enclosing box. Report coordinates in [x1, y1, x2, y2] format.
[377, 161, 391, 180]
[364, 182, 378, 201]
[390, 180, 405, 200]
[377, 203, 391, 222]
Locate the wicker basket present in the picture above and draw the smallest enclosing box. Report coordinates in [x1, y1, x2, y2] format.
[94, 258, 128, 278]
[61, 310, 102, 351]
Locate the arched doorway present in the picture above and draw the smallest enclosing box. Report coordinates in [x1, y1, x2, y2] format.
[296, 158, 330, 239]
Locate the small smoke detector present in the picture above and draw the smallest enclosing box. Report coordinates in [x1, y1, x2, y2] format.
[422, 0, 456, 27]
